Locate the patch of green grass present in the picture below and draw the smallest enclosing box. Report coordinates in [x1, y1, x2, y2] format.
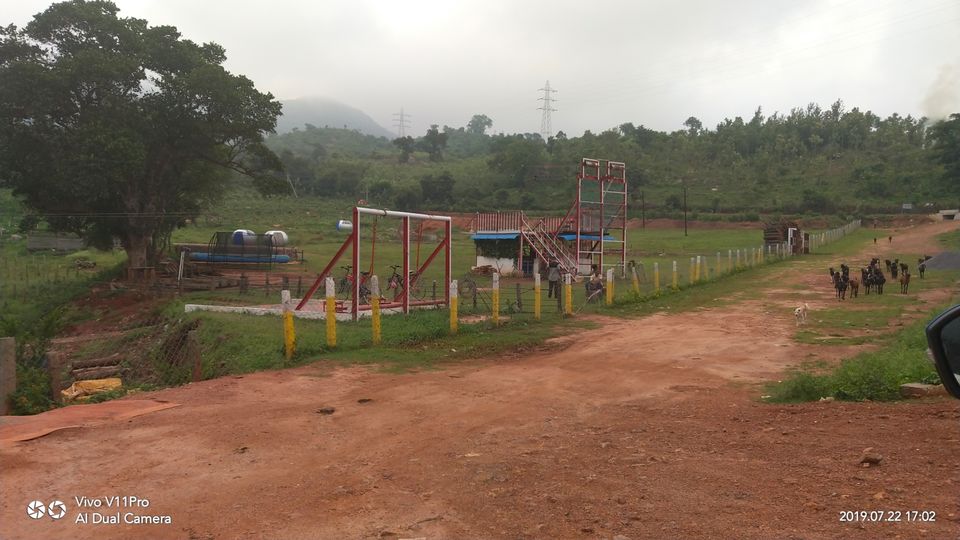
[766, 305, 951, 402]
[162, 306, 593, 383]
[937, 228, 960, 249]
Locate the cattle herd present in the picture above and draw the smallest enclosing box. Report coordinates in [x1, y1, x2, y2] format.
[829, 257, 928, 300]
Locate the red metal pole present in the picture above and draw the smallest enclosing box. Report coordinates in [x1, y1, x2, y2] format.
[599, 162, 605, 274]
[444, 219, 451, 307]
[352, 206, 360, 321]
[295, 236, 351, 310]
[402, 216, 410, 314]
[621, 167, 628, 275]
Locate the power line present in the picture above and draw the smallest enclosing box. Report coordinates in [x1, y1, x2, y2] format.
[537, 80, 557, 140]
[392, 107, 411, 138]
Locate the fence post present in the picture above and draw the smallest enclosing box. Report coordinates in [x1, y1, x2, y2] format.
[533, 273, 541, 320]
[432, 280, 437, 302]
[281, 290, 296, 361]
[492, 272, 500, 326]
[606, 268, 615, 305]
[689, 258, 695, 285]
[654, 262, 660, 294]
[47, 351, 64, 404]
[727, 249, 732, 273]
[716, 252, 721, 277]
[187, 330, 202, 383]
[449, 279, 458, 334]
[736, 249, 741, 269]
[325, 277, 337, 348]
[370, 276, 382, 345]
[630, 263, 640, 294]
[564, 273, 573, 315]
[0, 337, 15, 415]
[672, 260, 678, 290]
[696, 256, 702, 282]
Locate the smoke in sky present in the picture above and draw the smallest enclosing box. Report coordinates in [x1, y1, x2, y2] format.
[922, 61, 960, 121]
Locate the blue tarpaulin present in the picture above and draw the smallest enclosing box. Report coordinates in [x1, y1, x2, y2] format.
[557, 233, 615, 241]
[471, 233, 520, 240]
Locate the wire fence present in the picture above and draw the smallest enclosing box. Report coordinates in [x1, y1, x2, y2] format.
[5, 220, 860, 409]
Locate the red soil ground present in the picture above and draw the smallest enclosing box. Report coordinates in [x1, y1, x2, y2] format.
[1, 221, 958, 540]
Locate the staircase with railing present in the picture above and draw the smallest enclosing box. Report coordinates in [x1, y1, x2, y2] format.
[520, 215, 578, 276]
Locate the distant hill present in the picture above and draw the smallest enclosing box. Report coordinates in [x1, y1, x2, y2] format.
[276, 97, 394, 138]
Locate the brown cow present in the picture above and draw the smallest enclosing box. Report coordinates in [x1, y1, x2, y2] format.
[899, 272, 911, 294]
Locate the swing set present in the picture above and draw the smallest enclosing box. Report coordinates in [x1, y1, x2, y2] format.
[295, 207, 453, 321]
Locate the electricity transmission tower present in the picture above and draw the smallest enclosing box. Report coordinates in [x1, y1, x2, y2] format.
[392, 107, 411, 138]
[537, 80, 557, 140]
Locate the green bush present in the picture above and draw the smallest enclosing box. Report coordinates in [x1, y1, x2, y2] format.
[767, 311, 941, 402]
[766, 371, 833, 402]
[8, 364, 54, 415]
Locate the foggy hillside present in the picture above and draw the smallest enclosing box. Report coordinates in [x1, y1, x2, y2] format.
[277, 97, 393, 138]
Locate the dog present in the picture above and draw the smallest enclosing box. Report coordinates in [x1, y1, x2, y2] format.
[794, 303, 809, 326]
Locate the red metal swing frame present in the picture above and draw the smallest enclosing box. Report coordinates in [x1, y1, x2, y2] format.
[295, 207, 453, 321]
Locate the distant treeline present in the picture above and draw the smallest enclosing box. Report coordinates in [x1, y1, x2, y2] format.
[264, 103, 959, 215]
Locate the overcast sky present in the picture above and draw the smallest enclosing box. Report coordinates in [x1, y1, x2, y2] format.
[6, 0, 960, 137]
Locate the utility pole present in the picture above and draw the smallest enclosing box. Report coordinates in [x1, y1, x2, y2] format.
[285, 173, 298, 198]
[392, 107, 411, 138]
[683, 186, 688, 237]
[640, 190, 646, 230]
[537, 81, 557, 141]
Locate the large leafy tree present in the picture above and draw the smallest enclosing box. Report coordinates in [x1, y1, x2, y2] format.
[928, 113, 960, 195]
[466, 114, 492, 135]
[417, 124, 448, 162]
[0, 1, 282, 268]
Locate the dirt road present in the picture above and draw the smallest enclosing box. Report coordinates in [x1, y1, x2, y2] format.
[2, 220, 959, 539]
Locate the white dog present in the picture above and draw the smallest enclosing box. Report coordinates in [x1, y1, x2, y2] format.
[794, 303, 809, 325]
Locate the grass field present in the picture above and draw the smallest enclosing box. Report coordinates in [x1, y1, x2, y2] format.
[764, 229, 960, 402]
[3, 182, 898, 410]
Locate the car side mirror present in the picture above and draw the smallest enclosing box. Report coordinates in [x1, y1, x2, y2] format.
[925, 305, 960, 399]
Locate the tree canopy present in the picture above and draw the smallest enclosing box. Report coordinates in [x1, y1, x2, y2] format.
[0, 0, 282, 268]
[928, 113, 960, 196]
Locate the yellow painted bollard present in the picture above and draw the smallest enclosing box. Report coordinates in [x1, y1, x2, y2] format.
[492, 272, 500, 326]
[695, 256, 702, 282]
[533, 273, 542, 320]
[727, 249, 732, 273]
[630, 264, 640, 294]
[325, 277, 336, 348]
[606, 268, 615, 305]
[449, 279, 458, 334]
[653, 262, 660, 294]
[736, 249, 741, 269]
[563, 273, 573, 316]
[370, 275, 381, 345]
[672, 260, 678, 290]
[281, 289, 296, 361]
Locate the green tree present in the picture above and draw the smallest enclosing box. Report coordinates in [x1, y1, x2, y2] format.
[928, 113, 960, 195]
[393, 136, 415, 163]
[466, 114, 493, 135]
[393, 184, 422, 210]
[418, 125, 449, 162]
[419, 172, 455, 206]
[487, 136, 544, 187]
[683, 116, 703, 136]
[0, 1, 282, 268]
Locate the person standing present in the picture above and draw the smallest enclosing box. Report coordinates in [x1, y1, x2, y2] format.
[547, 259, 560, 298]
